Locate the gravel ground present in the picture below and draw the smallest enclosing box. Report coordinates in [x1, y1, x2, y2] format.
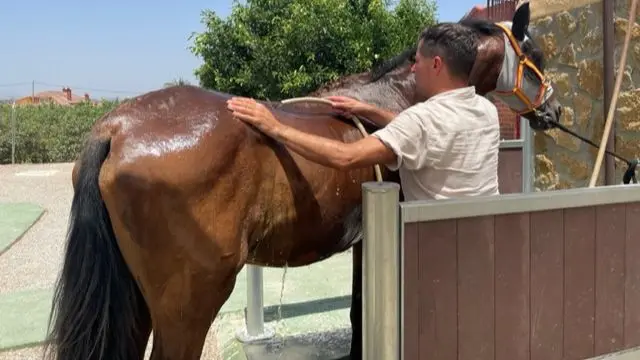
[0, 162, 221, 359]
[0, 330, 222, 360]
[0, 162, 74, 294]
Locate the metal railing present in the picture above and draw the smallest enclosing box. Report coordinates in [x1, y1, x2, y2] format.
[486, 0, 518, 21]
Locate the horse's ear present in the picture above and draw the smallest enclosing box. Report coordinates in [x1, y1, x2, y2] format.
[512, 1, 530, 41]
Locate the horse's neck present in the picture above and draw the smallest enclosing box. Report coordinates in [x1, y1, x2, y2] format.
[469, 34, 505, 95]
[315, 74, 416, 114]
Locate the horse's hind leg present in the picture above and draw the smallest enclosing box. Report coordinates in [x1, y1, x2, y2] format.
[139, 228, 242, 360]
[148, 263, 238, 360]
[107, 185, 245, 360]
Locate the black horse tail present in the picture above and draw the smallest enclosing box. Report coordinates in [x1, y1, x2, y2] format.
[44, 137, 149, 360]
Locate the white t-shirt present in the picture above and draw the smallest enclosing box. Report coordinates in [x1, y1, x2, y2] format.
[371, 86, 500, 201]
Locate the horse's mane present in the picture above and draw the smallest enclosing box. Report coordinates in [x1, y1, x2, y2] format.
[309, 46, 416, 96]
[369, 47, 416, 82]
[459, 18, 504, 37]
[368, 18, 506, 83]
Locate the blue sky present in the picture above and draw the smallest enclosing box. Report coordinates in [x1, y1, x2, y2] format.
[0, 0, 482, 100]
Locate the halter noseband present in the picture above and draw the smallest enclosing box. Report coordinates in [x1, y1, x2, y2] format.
[490, 22, 553, 115]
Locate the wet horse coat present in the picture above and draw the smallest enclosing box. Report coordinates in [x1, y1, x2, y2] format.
[46, 8, 562, 360]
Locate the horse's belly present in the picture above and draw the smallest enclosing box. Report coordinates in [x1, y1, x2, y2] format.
[246, 199, 363, 268]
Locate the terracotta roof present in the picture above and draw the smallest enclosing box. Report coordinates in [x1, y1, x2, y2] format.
[15, 87, 92, 106]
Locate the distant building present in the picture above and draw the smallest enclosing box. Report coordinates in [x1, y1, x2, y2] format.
[15, 87, 94, 106]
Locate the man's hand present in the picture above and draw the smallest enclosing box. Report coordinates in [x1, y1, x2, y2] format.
[327, 95, 398, 127]
[326, 96, 372, 116]
[226, 97, 281, 134]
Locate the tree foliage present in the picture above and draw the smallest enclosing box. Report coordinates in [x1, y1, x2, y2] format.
[0, 101, 120, 164]
[189, 0, 437, 100]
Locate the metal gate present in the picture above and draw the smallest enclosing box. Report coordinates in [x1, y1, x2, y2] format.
[486, 0, 518, 21]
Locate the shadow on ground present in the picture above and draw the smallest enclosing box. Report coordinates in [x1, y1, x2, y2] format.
[258, 295, 351, 323]
[220, 295, 354, 360]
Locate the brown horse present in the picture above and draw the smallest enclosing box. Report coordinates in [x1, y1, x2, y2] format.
[44, 4, 560, 360]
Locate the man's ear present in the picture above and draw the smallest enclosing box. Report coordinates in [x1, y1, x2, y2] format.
[512, 1, 530, 41]
[433, 56, 444, 74]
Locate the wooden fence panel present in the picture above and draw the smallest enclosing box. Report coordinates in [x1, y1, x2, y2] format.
[403, 201, 640, 359]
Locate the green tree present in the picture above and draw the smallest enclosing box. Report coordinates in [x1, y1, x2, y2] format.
[0, 101, 120, 164]
[189, 0, 437, 100]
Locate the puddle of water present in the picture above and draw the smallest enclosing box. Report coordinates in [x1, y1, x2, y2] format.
[218, 263, 349, 359]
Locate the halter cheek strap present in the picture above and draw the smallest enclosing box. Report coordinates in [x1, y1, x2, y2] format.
[490, 22, 552, 115]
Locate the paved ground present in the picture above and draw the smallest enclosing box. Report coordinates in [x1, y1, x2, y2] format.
[0, 203, 43, 256]
[0, 162, 353, 360]
[0, 163, 74, 295]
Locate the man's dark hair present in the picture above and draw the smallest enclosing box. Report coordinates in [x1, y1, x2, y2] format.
[418, 22, 479, 81]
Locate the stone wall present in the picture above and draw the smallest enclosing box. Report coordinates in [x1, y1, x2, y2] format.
[529, 0, 640, 190]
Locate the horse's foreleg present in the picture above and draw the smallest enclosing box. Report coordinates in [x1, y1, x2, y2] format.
[349, 241, 363, 360]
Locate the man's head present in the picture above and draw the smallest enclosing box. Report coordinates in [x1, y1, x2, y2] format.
[412, 22, 479, 99]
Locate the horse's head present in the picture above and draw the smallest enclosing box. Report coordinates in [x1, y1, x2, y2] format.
[467, 2, 562, 131]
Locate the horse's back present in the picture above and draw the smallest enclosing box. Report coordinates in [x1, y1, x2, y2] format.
[86, 85, 376, 266]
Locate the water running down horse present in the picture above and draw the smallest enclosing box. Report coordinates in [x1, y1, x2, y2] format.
[44, 3, 562, 360]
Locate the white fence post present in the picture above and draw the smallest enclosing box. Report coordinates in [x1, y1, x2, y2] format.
[362, 181, 401, 360]
[11, 101, 16, 164]
[521, 116, 534, 193]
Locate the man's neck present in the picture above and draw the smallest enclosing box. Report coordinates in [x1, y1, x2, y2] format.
[430, 80, 472, 97]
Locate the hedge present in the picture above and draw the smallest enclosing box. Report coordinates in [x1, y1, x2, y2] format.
[0, 101, 120, 164]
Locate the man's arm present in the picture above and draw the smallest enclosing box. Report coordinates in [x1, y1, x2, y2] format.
[226, 96, 397, 170]
[270, 125, 396, 170]
[356, 104, 398, 127]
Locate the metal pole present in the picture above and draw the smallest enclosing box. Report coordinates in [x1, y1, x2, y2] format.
[603, 0, 615, 185]
[11, 101, 16, 164]
[235, 265, 274, 343]
[362, 181, 401, 360]
[246, 265, 265, 334]
[521, 116, 534, 193]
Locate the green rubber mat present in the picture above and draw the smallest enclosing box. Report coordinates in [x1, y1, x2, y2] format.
[0, 288, 53, 351]
[0, 203, 44, 255]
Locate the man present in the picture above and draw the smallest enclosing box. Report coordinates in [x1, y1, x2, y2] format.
[227, 21, 500, 201]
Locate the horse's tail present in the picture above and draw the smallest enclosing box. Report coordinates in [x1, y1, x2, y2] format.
[45, 137, 149, 360]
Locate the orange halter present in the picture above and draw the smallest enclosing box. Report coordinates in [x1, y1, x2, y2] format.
[492, 22, 551, 115]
